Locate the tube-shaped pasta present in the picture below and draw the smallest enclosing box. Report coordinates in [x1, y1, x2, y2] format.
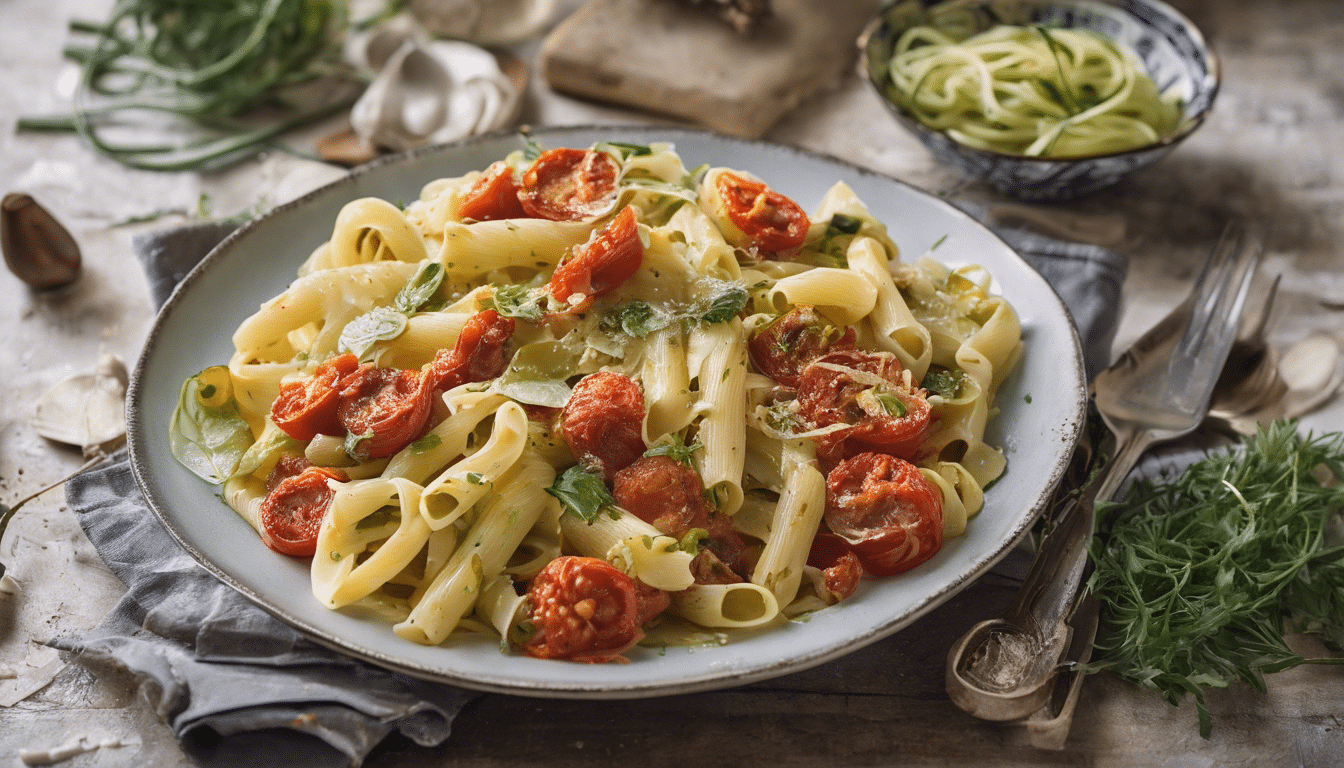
[641, 325, 695, 440]
[670, 583, 780, 628]
[311, 478, 433, 608]
[751, 441, 827, 607]
[230, 261, 418, 417]
[769, 267, 878, 327]
[419, 401, 530, 530]
[607, 535, 696, 592]
[381, 393, 508, 485]
[689, 319, 747, 516]
[435, 219, 595, 278]
[394, 450, 556, 645]
[848, 237, 933, 381]
[301, 198, 429, 274]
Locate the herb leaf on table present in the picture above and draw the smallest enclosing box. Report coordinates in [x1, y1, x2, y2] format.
[1086, 420, 1344, 737]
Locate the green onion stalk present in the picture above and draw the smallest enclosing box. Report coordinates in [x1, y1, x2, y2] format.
[18, 0, 370, 171]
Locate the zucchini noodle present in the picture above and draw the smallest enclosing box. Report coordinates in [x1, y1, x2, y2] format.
[886, 24, 1183, 157]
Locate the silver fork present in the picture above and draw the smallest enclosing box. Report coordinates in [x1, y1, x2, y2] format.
[944, 221, 1263, 724]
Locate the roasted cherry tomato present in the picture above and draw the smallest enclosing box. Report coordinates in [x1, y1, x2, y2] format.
[427, 309, 515, 393]
[632, 578, 671, 627]
[518, 148, 620, 221]
[613, 455, 748, 582]
[612, 455, 707, 534]
[524, 556, 642, 662]
[265, 454, 313, 493]
[547, 206, 643, 312]
[824, 453, 943, 576]
[797, 349, 934, 466]
[259, 466, 347, 557]
[457, 161, 528, 221]
[337, 365, 432, 460]
[713, 170, 810, 252]
[807, 532, 863, 602]
[270, 353, 360, 441]
[560, 371, 646, 481]
[748, 305, 855, 388]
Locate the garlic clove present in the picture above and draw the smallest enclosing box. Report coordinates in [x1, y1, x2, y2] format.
[348, 30, 522, 153]
[31, 354, 129, 453]
[1, 193, 82, 290]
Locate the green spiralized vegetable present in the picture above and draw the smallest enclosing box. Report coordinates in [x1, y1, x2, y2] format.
[1086, 420, 1344, 738]
[18, 0, 364, 170]
[886, 24, 1184, 157]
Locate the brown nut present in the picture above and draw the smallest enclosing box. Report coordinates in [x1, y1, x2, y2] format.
[2, 192, 82, 289]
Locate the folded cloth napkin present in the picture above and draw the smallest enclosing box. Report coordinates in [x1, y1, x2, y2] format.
[56, 216, 1128, 767]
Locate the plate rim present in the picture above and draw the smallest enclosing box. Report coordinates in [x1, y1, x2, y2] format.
[126, 125, 1088, 698]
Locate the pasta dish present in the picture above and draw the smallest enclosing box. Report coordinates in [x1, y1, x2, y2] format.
[169, 139, 1022, 662]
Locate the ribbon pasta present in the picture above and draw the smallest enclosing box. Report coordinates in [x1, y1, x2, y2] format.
[183, 140, 1022, 660]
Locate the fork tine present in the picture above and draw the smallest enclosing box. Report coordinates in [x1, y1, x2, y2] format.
[1240, 272, 1281, 344]
[1175, 221, 1261, 362]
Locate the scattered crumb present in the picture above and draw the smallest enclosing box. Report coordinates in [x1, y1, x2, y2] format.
[19, 735, 136, 766]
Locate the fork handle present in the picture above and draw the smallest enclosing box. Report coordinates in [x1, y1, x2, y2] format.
[1005, 425, 1154, 635]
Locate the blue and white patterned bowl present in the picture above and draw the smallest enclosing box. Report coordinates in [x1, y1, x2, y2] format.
[859, 0, 1220, 201]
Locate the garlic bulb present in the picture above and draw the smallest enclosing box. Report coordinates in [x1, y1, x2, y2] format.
[347, 16, 522, 153]
[31, 354, 128, 454]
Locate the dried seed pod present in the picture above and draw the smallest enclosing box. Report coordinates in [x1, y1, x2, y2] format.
[1, 192, 81, 289]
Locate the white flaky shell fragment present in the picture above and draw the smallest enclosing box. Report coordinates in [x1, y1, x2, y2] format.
[31, 354, 128, 453]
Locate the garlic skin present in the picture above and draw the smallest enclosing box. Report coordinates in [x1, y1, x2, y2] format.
[31, 354, 129, 455]
[409, 0, 557, 45]
[347, 17, 522, 153]
[1, 193, 81, 289]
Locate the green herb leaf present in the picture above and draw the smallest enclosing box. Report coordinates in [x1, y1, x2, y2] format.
[679, 527, 709, 554]
[339, 306, 408, 360]
[394, 262, 445, 314]
[874, 391, 907, 418]
[644, 439, 704, 468]
[466, 472, 486, 485]
[170, 366, 254, 484]
[521, 135, 543, 163]
[828, 213, 863, 235]
[595, 140, 652, 159]
[921, 366, 964, 399]
[344, 429, 375, 461]
[699, 285, 749, 324]
[545, 464, 617, 524]
[410, 433, 442, 453]
[605, 300, 672, 338]
[484, 283, 544, 322]
[356, 505, 398, 531]
[1087, 421, 1344, 737]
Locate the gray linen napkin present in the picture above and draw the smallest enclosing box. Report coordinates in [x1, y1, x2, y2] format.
[56, 218, 1127, 766]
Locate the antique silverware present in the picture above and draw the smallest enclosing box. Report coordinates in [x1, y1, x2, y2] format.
[945, 222, 1263, 722]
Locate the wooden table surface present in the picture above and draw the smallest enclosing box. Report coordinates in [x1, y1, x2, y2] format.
[3, 0, 1343, 765]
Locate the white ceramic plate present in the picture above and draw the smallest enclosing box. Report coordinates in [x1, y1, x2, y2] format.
[128, 126, 1087, 698]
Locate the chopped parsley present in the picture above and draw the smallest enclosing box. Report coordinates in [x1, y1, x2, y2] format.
[545, 464, 617, 524]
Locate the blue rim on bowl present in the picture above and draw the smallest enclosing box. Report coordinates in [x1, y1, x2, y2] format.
[859, 0, 1221, 201]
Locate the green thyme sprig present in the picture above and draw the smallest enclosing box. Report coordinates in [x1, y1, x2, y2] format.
[1086, 420, 1344, 737]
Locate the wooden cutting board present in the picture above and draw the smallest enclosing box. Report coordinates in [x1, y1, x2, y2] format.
[539, 0, 881, 138]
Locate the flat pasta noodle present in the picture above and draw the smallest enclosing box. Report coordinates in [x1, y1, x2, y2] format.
[174, 139, 1024, 660]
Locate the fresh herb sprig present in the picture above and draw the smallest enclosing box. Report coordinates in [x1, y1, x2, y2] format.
[1086, 421, 1344, 737]
[17, 0, 364, 171]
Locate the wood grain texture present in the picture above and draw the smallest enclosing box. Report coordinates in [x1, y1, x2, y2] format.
[539, 0, 880, 137]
